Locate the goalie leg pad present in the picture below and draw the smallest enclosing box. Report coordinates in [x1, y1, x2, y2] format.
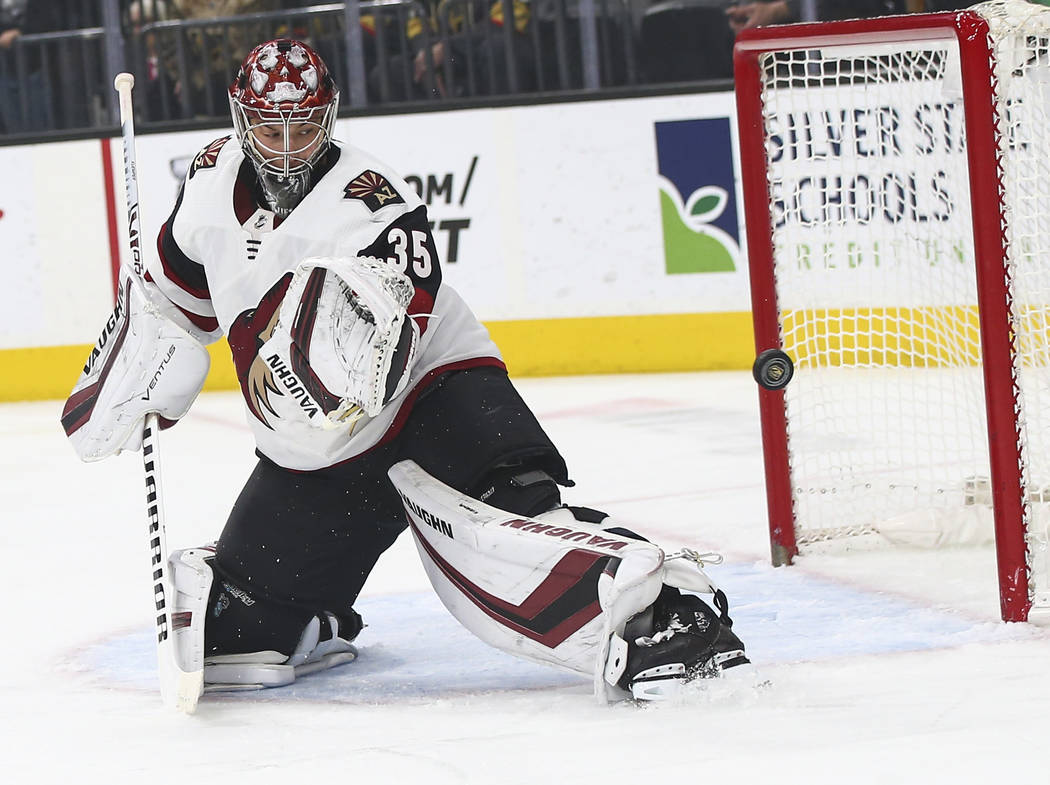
[387, 460, 746, 703]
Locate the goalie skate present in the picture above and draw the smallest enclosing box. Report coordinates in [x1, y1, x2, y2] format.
[169, 546, 360, 697]
[202, 611, 360, 692]
[611, 587, 750, 701]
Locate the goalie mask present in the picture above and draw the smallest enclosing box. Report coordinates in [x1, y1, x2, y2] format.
[229, 39, 339, 217]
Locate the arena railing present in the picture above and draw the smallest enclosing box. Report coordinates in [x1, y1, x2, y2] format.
[0, 0, 732, 143]
[0, 26, 110, 136]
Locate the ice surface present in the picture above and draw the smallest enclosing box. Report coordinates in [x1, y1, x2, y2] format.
[3, 371, 1049, 784]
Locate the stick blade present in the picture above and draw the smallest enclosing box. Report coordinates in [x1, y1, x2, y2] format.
[157, 636, 204, 714]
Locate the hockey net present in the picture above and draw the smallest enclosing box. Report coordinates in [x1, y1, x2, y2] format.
[734, 0, 1050, 621]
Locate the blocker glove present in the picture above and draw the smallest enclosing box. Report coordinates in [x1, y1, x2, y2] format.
[61, 270, 211, 461]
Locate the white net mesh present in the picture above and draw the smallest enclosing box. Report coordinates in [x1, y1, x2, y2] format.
[754, 0, 1050, 605]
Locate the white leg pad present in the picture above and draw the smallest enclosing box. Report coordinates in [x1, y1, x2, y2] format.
[388, 460, 693, 703]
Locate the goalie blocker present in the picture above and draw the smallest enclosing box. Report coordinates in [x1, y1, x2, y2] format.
[61, 269, 211, 461]
[388, 460, 750, 702]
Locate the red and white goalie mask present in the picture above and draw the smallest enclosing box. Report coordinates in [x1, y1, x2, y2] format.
[229, 39, 339, 213]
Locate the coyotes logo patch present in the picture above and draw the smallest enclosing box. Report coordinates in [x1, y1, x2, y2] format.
[189, 136, 231, 179]
[344, 170, 405, 212]
[228, 274, 292, 429]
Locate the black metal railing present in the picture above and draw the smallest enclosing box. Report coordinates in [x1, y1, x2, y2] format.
[0, 0, 736, 141]
[0, 27, 110, 134]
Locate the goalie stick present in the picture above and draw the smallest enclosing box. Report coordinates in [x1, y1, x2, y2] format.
[114, 73, 203, 713]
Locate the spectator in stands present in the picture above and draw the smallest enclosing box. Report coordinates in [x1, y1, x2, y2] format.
[268, 0, 376, 107]
[725, 0, 792, 31]
[130, 0, 367, 120]
[641, 0, 926, 88]
[638, 1, 735, 84]
[127, 1, 179, 121]
[0, 0, 21, 34]
[0, 1, 14, 130]
[726, 1, 907, 32]
[369, 0, 534, 103]
[146, 0, 282, 119]
[0, 0, 66, 133]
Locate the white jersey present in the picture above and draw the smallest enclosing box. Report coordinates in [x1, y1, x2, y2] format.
[147, 136, 503, 470]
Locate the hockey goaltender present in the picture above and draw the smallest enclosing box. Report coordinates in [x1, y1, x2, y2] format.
[61, 38, 749, 710]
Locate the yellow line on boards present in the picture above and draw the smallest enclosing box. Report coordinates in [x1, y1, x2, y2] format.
[486, 312, 756, 376]
[0, 312, 758, 403]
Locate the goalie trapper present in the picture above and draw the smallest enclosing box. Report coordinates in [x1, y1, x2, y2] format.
[609, 586, 749, 701]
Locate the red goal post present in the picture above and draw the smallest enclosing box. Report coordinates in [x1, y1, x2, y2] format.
[733, 0, 1050, 622]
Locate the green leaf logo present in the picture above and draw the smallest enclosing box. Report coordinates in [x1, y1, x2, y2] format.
[692, 195, 720, 216]
[658, 177, 737, 274]
[689, 189, 726, 219]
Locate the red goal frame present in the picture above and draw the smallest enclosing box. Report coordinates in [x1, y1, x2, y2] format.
[733, 11, 1030, 622]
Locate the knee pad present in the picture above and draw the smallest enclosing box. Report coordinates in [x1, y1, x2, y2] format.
[549, 504, 649, 544]
[469, 463, 563, 518]
[468, 464, 648, 527]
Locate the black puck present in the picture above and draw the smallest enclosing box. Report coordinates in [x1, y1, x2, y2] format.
[753, 349, 794, 391]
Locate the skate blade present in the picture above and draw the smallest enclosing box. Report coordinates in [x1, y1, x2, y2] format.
[630, 658, 769, 702]
[203, 682, 268, 693]
[201, 649, 359, 695]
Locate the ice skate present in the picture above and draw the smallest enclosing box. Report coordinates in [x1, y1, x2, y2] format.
[203, 610, 361, 692]
[618, 588, 750, 701]
[169, 546, 361, 693]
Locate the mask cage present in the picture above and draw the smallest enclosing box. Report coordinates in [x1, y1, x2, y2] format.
[230, 96, 339, 179]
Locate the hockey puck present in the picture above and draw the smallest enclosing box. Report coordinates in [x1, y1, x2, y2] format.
[753, 349, 794, 391]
